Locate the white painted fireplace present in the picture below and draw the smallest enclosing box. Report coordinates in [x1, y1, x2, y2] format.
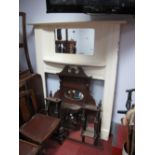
[32, 20, 125, 140]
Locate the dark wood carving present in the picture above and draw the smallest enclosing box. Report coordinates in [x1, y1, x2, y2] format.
[54, 65, 96, 106]
[52, 65, 102, 145]
[54, 65, 96, 130]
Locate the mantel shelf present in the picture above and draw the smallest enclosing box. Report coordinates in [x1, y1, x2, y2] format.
[43, 57, 106, 67]
[28, 20, 126, 27]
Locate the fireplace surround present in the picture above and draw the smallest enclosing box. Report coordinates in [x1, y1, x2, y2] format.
[32, 20, 125, 140]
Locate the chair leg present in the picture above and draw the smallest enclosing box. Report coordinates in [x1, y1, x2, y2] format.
[82, 136, 85, 143]
[94, 137, 98, 146]
[37, 146, 46, 155]
[52, 125, 69, 144]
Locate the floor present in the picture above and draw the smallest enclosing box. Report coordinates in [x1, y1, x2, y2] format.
[42, 125, 124, 155]
[45, 138, 112, 155]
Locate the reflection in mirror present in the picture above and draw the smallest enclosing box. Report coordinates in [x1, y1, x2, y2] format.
[19, 16, 23, 44]
[54, 28, 95, 55]
[64, 89, 84, 101]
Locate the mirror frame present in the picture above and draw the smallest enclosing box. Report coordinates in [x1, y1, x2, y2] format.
[64, 89, 84, 101]
[35, 21, 121, 67]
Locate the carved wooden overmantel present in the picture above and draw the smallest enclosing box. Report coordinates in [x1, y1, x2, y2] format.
[54, 65, 96, 106]
[32, 20, 126, 140]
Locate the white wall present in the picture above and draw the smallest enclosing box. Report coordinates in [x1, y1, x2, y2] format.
[19, 0, 135, 124]
[112, 20, 135, 123]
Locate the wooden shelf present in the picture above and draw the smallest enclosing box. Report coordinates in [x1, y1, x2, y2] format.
[81, 127, 94, 138]
[82, 104, 98, 112]
[45, 97, 61, 103]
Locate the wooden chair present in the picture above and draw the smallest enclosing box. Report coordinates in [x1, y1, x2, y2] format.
[19, 139, 40, 155]
[19, 89, 60, 150]
[19, 12, 33, 73]
[19, 74, 45, 114]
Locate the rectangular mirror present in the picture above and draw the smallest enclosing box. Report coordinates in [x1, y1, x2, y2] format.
[54, 28, 95, 55]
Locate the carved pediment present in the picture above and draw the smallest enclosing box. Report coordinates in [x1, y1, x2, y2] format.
[55, 65, 95, 105]
[57, 65, 90, 79]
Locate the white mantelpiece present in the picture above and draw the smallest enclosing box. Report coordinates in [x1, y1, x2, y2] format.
[33, 21, 125, 140]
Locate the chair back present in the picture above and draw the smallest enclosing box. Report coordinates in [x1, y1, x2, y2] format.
[19, 89, 38, 124]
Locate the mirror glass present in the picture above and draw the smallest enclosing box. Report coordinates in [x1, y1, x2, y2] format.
[54, 28, 95, 55]
[64, 89, 84, 101]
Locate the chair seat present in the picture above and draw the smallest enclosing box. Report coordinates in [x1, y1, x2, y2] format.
[20, 113, 60, 144]
[19, 139, 40, 155]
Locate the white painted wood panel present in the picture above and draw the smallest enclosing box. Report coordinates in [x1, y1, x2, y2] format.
[34, 21, 124, 140]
